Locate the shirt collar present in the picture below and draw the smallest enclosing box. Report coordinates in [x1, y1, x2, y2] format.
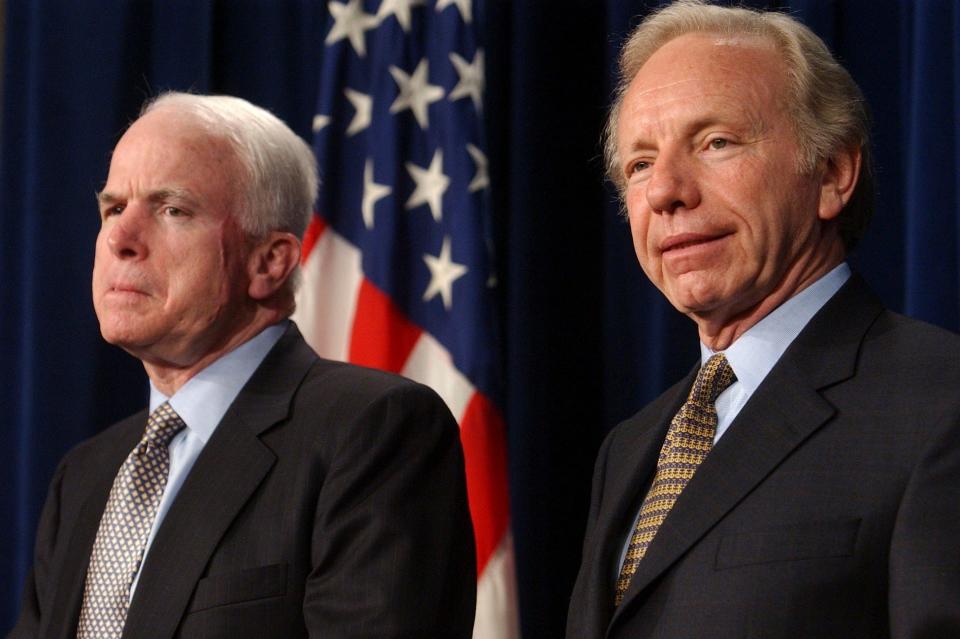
[148, 321, 288, 443]
[701, 263, 850, 394]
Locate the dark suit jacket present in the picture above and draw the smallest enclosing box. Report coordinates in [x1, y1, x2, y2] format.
[567, 276, 960, 639]
[11, 324, 476, 638]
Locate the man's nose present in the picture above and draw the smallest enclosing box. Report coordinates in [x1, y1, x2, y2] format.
[645, 152, 701, 214]
[106, 207, 149, 259]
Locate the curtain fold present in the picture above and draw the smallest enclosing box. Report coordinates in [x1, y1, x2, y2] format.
[903, 3, 959, 326]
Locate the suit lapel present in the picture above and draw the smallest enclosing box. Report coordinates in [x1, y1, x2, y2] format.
[576, 369, 695, 635]
[121, 325, 317, 638]
[610, 276, 883, 627]
[43, 414, 145, 639]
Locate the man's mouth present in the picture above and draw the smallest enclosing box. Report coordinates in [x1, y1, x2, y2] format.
[107, 282, 151, 298]
[660, 232, 731, 253]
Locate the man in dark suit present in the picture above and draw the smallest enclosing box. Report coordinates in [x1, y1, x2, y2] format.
[11, 92, 475, 638]
[567, 2, 960, 637]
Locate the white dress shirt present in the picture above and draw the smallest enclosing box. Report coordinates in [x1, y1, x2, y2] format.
[129, 321, 286, 597]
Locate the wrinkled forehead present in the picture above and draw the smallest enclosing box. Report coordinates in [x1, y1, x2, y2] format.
[634, 32, 782, 85]
[103, 107, 246, 218]
[118, 107, 223, 154]
[111, 108, 243, 177]
[620, 33, 790, 124]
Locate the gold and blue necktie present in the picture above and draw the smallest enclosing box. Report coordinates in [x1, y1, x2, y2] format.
[77, 401, 185, 637]
[615, 353, 736, 605]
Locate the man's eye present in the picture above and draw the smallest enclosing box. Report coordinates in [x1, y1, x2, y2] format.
[708, 138, 729, 150]
[104, 205, 124, 217]
[165, 206, 186, 217]
[630, 160, 651, 174]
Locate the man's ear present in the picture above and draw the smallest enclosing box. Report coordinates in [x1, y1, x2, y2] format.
[818, 145, 862, 221]
[247, 232, 301, 300]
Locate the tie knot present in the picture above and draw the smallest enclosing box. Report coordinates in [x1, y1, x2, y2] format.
[689, 353, 736, 406]
[144, 401, 186, 448]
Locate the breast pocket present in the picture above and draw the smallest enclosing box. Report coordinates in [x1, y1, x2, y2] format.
[187, 563, 288, 613]
[715, 518, 861, 570]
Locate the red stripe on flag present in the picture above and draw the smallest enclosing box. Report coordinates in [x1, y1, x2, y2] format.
[348, 279, 423, 373]
[460, 392, 511, 574]
[300, 214, 327, 263]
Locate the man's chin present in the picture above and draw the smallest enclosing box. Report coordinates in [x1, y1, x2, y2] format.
[663, 285, 725, 318]
[98, 323, 155, 354]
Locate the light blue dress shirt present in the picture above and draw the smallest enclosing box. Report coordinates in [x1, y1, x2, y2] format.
[705, 263, 850, 442]
[129, 321, 286, 597]
[616, 263, 851, 577]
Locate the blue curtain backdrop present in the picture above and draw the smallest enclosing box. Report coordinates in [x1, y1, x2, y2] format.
[2, 2, 958, 637]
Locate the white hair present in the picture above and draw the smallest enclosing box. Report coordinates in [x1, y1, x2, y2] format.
[141, 92, 319, 295]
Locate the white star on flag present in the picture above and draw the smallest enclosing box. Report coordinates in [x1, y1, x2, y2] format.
[449, 50, 484, 112]
[389, 59, 444, 129]
[362, 159, 392, 230]
[312, 114, 331, 133]
[436, 0, 472, 24]
[405, 149, 449, 222]
[325, 0, 378, 57]
[466, 143, 489, 192]
[344, 88, 373, 136]
[423, 236, 468, 310]
[376, 0, 425, 32]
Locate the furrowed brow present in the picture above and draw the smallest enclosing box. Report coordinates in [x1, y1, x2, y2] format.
[146, 188, 201, 208]
[95, 188, 201, 207]
[96, 191, 119, 207]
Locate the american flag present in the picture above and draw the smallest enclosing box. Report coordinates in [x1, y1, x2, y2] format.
[292, 1, 518, 636]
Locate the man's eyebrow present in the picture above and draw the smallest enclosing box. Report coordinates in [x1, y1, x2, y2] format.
[96, 191, 118, 206]
[694, 107, 769, 137]
[625, 111, 767, 153]
[95, 188, 201, 208]
[145, 188, 200, 207]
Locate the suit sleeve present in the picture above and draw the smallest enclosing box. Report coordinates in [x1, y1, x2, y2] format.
[302, 382, 476, 638]
[889, 409, 960, 638]
[8, 460, 67, 639]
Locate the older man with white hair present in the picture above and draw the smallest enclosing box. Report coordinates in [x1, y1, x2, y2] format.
[11, 92, 475, 638]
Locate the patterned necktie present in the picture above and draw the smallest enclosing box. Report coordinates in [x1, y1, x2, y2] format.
[77, 402, 185, 638]
[614, 353, 736, 606]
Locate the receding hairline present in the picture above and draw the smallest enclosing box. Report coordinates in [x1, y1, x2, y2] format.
[95, 113, 256, 243]
[609, 13, 819, 189]
[129, 104, 245, 157]
[622, 31, 788, 96]
[638, 29, 780, 58]
[614, 32, 792, 161]
[616, 1, 803, 76]
[103, 107, 247, 192]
